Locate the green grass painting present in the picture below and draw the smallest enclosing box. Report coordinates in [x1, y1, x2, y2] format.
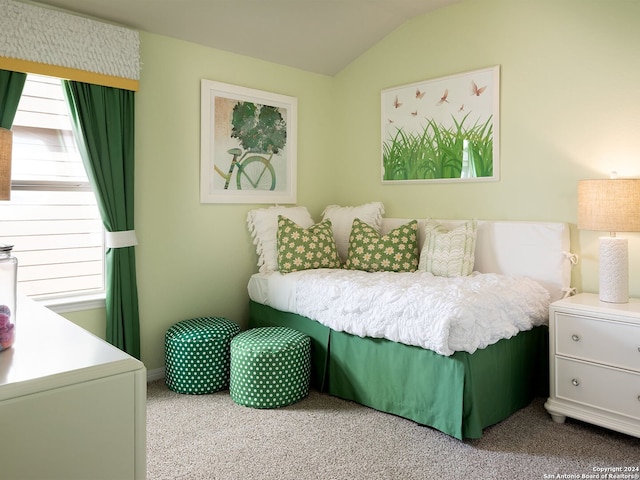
[383, 113, 493, 181]
[381, 66, 499, 182]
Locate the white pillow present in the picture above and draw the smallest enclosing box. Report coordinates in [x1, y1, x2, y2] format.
[247, 206, 314, 273]
[418, 219, 477, 277]
[321, 202, 385, 262]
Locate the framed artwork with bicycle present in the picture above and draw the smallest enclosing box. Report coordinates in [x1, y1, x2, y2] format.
[200, 79, 297, 203]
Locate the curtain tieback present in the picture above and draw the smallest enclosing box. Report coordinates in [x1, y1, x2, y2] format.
[105, 230, 138, 248]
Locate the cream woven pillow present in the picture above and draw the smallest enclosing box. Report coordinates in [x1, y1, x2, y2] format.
[418, 219, 477, 277]
[247, 206, 315, 273]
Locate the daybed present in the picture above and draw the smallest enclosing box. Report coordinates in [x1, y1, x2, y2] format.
[246, 204, 574, 439]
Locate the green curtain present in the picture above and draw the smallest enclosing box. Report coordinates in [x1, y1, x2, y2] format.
[0, 69, 27, 129]
[62, 80, 141, 359]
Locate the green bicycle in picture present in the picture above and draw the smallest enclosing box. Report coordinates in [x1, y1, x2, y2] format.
[214, 148, 276, 190]
[214, 100, 286, 191]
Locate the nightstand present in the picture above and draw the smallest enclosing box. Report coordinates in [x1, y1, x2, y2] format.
[544, 292, 640, 437]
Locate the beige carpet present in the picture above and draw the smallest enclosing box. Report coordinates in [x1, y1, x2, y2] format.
[146, 380, 639, 480]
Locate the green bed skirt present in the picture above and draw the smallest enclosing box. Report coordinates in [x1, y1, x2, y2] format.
[249, 300, 549, 440]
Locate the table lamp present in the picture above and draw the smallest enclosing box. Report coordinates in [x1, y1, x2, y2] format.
[577, 176, 640, 303]
[0, 127, 11, 201]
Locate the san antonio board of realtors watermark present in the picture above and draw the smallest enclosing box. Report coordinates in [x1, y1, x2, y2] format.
[543, 466, 639, 479]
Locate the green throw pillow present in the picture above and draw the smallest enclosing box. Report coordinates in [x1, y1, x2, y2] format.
[277, 216, 341, 273]
[418, 219, 477, 277]
[345, 219, 418, 272]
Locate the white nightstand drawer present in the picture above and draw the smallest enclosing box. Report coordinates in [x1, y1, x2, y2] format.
[556, 357, 640, 420]
[555, 312, 640, 371]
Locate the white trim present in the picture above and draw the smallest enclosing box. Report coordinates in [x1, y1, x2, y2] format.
[42, 293, 106, 314]
[146, 367, 165, 383]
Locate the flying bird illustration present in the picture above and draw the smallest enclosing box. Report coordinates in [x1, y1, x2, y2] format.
[393, 96, 402, 108]
[415, 88, 425, 99]
[458, 104, 465, 112]
[437, 89, 449, 105]
[411, 110, 418, 116]
[471, 81, 487, 96]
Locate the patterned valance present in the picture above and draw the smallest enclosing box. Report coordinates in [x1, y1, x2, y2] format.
[0, 0, 139, 90]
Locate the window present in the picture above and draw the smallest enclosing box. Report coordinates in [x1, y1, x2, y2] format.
[0, 74, 105, 310]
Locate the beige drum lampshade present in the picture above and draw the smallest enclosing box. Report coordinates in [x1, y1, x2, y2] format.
[578, 179, 640, 233]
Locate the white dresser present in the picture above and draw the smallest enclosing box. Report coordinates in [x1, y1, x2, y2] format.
[0, 296, 146, 479]
[544, 293, 640, 437]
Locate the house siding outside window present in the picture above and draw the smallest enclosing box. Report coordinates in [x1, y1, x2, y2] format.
[0, 74, 105, 309]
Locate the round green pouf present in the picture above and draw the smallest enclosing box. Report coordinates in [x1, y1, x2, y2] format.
[230, 327, 311, 408]
[165, 317, 240, 394]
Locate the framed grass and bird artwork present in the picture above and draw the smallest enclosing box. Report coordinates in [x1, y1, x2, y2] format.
[200, 79, 297, 203]
[382, 66, 500, 183]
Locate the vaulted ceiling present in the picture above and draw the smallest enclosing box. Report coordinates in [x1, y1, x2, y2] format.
[31, 0, 460, 76]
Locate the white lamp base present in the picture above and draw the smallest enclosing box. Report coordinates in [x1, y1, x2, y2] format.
[599, 237, 629, 303]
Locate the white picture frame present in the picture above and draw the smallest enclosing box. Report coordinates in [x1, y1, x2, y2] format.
[382, 66, 500, 184]
[200, 79, 297, 203]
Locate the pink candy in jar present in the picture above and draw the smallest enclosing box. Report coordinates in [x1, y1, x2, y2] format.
[0, 304, 14, 351]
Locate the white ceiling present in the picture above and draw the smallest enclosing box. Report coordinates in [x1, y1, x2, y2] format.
[30, 0, 460, 76]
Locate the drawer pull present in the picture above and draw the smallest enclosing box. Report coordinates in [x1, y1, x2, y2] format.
[571, 378, 580, 387]
[571, 334, 580, 342]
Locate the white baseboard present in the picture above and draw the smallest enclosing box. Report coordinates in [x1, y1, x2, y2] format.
[147, 367, 165, 382]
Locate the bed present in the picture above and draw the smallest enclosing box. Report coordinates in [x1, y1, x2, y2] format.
[246, 211, 574, 439]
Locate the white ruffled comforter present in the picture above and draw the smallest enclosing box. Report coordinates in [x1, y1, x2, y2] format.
[294, 269, 550, 356]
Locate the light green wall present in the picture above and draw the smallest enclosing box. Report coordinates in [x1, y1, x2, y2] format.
[332, 0, 640, 296]
[61, 307, 105, 338]
[131, 34, 336, 370]
[63, 0, 640, 372]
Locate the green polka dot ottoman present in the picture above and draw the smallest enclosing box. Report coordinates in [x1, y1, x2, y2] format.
[165, 317, 240, 394]
[230, 326, 311, 409]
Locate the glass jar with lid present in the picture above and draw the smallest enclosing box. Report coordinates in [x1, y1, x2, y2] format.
[0, 244, 17, 351]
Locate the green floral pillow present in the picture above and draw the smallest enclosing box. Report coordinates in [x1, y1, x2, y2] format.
[277, 216, 341, 273]
[345, 219, 418, 272]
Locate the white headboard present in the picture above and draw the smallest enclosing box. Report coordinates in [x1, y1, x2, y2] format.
[381, 219, 574, 303]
